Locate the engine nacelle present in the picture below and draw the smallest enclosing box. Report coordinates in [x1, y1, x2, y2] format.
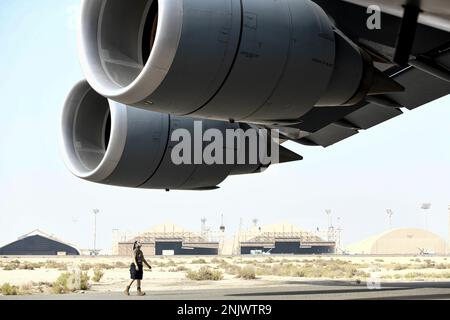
[78, 0, 377, 125]
[61, 81, 271, 190]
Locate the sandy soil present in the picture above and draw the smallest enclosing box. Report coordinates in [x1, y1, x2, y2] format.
[0, 255, 449, 296]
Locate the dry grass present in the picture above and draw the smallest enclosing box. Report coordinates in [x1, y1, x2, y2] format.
[383, 261, 450, 271]
[236, 266, 257, 280]
[191, 258, 207, 265]
[1, 283, 20, 296]
[158, 260, 177, 268]
[92, 269, 104, 283]
[52, 271, 90, 294]
[255, 259, 370, 279]
[211, 258, 226, 264]
[44, 260, 68, 271]
[3, 264, 17, 271]
[169, 266, 190, 272]
[0, 282, 43, 296]
[1, 255, 450, 295]
[186, 267, 223, 281]
[2, 260, 21, 271]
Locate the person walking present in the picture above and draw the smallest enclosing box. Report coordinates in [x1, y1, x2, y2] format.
[124, 241, 152, 296]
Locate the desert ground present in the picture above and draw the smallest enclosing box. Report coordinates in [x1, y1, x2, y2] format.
[0, 255, 449, 297]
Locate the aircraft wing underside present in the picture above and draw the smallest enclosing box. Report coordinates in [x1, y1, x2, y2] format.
[62, 0, 450, 190]
[281, 0, 450, 148]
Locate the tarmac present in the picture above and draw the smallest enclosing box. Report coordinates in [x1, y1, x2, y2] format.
[2, 280, 450, 300]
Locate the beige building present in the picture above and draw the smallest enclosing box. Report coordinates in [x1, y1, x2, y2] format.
[346, 228, 448, 255]
[236, 222, 335, 255]
[114, 223, 219, 256]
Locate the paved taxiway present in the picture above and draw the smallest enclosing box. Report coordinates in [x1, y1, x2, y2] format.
[2, 280, 450, 300]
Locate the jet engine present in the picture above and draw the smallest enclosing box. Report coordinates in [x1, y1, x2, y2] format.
[61, 81, 288, 190]
[78, 0, 401, 125]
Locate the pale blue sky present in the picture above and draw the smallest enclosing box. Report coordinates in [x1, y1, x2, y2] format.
[0, 0, 449, 251]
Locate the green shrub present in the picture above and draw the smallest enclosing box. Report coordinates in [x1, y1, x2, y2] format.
[392, 264, 410, 271]
[186, 267, 223, 281]
[3, 264, 16, 271]
[19, 262, 38, 270]
[211, 258, 224, 264]
[80, 263, 92, 271]
[45, 260, 67, 270]
[92, 269, 104, 283]
[169, 265, 189, 272]
[221, 263, 241, 275]
[3, 260, 21, 270]
[255, 261, 369, 279]
[52, 273, 71, 294]
[191, 258, 207, 265]
[1, 283, 20, 296]
[52, 271, 90, 294]
[237, 266, 257, 280]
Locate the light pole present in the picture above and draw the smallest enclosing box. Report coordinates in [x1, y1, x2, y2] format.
[386, 209, 394, 229]
[325, 209, 333, 241]
[420, 203, 431, 230]
[93, 209, 99, 254]
[336, 217, 342, 253]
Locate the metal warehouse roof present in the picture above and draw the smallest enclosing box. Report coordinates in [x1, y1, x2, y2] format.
[346, 228, 448, 255]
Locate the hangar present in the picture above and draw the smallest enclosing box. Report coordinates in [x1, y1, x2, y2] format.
[0, 230, 80, 256]
[115, 223, 219, 256]
[346, 228, 448, 255]
[239, 223, 335, 255]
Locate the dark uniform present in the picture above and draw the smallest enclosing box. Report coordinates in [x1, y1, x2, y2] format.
[130, 249, 144, 280]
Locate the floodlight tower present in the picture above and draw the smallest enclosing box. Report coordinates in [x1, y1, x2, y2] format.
[93, 209, 99, 255]
[325, 209, 334, 241]
[420, 203, 432, 230]
[325, 209, 332, 229]
[239, 217, 244, 242]
[201, 217, 208, 239]
[219, 214, 225, 255]
[336, 217, 342, 253]
[386, 209, 394, 229]
[112, 229, 119, 256]
[220, 214, 225, 233]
